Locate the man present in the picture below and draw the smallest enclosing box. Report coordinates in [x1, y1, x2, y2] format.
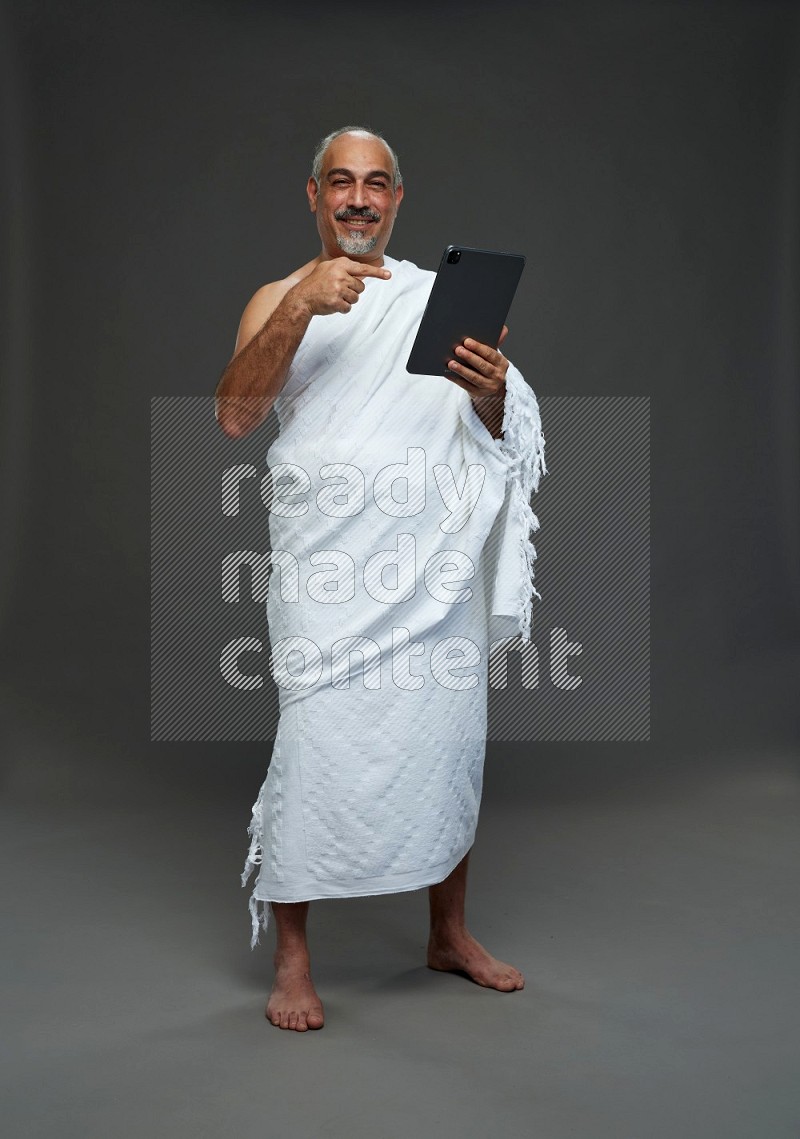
[215, 126, 547, 1032]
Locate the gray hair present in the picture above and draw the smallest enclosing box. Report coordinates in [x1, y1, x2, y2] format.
[311, 125, 403, 192]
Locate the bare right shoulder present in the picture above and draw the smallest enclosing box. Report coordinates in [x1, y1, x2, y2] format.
[231, 260, 320, 360]
[230, 277, 297, 360]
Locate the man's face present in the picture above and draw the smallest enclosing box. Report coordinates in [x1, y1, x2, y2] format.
[308, 132, 404, 262]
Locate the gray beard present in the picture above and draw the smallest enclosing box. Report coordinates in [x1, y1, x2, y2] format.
[336, 230, 379, 255]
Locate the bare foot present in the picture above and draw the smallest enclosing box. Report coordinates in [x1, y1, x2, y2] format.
[266, 953, 325, 1030]
[427, 928, 524, 991]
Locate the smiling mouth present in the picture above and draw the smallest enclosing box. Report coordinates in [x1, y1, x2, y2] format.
[340, 217, 376, 227]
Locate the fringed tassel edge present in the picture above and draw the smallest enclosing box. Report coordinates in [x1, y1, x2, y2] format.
[497, 366, 548, 642]
[247, 894, 271, 952]
[240, 782, 271, 950]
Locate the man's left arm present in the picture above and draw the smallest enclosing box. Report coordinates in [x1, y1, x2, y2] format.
[444, 325, 510, 440]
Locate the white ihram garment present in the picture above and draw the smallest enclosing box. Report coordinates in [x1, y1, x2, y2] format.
[241, 253, 547, 947]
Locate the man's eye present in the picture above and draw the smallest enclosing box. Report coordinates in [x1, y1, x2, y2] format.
[333, 179, 348, 186]
[371, 182, 387, 189]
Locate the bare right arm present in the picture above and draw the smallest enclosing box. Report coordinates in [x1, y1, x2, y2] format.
[214, 284, 311, 440]
[215, 258, 392, 440]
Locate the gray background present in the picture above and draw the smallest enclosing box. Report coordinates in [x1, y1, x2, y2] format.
[2, 1, 798, 1136]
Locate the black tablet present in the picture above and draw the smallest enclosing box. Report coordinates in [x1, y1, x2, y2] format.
[406, 245, 525, 376]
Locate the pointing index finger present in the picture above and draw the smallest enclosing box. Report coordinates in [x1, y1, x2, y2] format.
[349, 261, 392, 279]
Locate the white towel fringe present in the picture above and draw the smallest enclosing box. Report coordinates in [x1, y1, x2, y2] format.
[240, 781, 271, 949]
[496, 366, 548, 642]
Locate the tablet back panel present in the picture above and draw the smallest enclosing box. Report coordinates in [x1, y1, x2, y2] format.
[406, 246, 525, 376]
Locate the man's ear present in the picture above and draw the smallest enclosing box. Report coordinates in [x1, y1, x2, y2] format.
[394, 182, 404, 209]
[307, 176, 319, 213]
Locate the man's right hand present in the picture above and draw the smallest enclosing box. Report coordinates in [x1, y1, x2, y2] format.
[288, 258, 391, 317]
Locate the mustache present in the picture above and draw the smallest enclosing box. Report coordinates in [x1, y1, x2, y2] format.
[334, 207, 381, 221]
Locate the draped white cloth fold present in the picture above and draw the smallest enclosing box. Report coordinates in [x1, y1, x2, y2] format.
[241, 253, 547, 948]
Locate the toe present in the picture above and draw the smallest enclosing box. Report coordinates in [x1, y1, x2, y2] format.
[307, 1007, 324, 1029]
[288, 1011, 299, 1030]
[280, 1012, 289, 1029]
[296, 1012, 309, 1031]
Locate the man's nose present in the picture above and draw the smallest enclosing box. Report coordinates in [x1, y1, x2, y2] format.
[347, 182, 368, 207]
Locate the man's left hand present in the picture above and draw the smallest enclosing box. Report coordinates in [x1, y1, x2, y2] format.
[445, 324, 509, 398]
[445, 325, 509, 437]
